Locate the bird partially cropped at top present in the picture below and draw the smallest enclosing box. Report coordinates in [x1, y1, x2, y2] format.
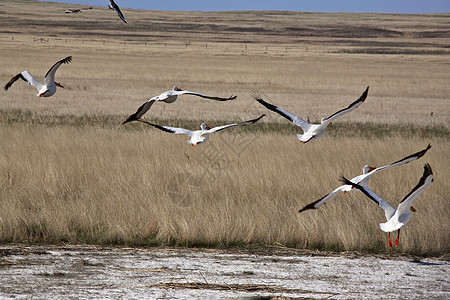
[254, 86, 369, 143]
[341, 163, 434, 247]
[108, 0, 127, 23]
[122, 86, 237, 124]
[4, 56, 72, 97]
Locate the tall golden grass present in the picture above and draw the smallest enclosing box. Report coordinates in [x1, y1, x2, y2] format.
[0, 123, 448, 254]
[0, 1, 448, 254]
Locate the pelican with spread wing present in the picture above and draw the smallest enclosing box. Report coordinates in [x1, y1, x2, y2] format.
[298, 144, 431, 212]
[4, 56, 72, 97]
[138, 114, 264, 146]
[123, 86, 237, 124]
[254, 87, 369, 143]
[341, 164, 434, 247]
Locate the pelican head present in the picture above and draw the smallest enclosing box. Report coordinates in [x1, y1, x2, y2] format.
[173, 86, 183, 91]
[362, 165, 376, 174]
[200, 123, 211, 130]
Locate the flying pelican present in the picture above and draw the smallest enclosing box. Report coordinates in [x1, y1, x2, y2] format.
[298, 144, 431, 212]
[254, 87, 369, 143]
[108, 0, 127, 23]
[64, 9, 82, 13]
[138, 114, 264, 146]
[122, 86, 237, 124]
[64, 7, 93, 13]
[4, 56, 72, 97]
[341, 163, 434, 247]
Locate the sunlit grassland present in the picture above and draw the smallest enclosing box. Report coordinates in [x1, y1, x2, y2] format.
[0, 123, 448, 255]
[0, 1, 448, 255]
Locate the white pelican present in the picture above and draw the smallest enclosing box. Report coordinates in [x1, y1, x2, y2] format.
[123, 86, 237, 124]
[4, 56, 72, 97]
[138, 114, 264, 146]
[298, 144, 431, 212]
[254, 87, 369, 143]
[341, 163, 434, 247]
[108, 0, 127, 24]
[64, 9, 81, 13]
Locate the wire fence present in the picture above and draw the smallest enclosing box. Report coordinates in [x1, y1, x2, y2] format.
[3, 35, 315, 54]
[4, 35, 448, 56]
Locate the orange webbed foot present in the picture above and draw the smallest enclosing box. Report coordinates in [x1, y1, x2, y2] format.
[388, 232, 393, 248]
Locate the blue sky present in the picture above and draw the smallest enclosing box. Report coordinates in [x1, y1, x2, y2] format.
[39, 0, 450, 13]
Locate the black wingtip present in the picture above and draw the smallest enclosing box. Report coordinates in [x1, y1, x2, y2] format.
[359, 86, 369, 101]
[4, 73, 24, 91]
[255, 97, 277, 111]
[61, 56, 72, 64]
[298, 204, 316, 213]
[423, 163, 433, 177]
[255, 114, 265, 121]
[339, 175, 353, 186]
[419, 143, 432, 157]
[248, 114, 265, 124]
[122, 114, 137, 125]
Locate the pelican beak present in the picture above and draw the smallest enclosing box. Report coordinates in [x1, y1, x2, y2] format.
[206, 125, 211, 130]
[410, 206, 417, 212]
[368, 166, 376, 172]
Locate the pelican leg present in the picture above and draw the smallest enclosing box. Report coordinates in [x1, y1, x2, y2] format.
[394, 229, 400, 247]
[388, 232, 393, 248]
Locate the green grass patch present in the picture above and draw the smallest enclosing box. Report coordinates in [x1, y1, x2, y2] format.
[0, 109, 448, 139]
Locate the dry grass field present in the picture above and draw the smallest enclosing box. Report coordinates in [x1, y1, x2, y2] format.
[0, 0, 449, 255]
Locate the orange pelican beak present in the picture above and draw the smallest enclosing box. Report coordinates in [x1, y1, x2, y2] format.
[368, 166, 376, 172]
